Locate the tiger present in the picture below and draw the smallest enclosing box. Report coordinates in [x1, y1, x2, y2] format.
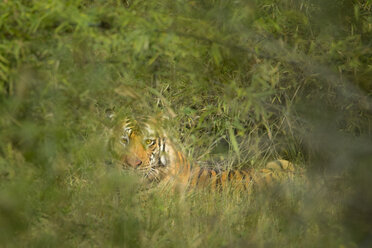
[114, 117, 300, 191]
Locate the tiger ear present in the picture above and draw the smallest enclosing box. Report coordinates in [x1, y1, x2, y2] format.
[105, 108, 116, 120]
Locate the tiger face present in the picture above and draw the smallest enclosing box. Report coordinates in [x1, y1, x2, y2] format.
[119, 119, 168, 181]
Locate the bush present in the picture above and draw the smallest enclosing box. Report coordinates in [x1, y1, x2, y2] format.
[0, 0, 371, 247]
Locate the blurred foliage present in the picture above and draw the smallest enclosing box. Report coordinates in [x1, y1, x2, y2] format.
[0, 0, 371, 247]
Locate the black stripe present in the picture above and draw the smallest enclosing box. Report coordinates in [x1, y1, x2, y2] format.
[228, 170, 235, 181]
[207, 169, 212, 178]
[274, 160, 284, 169]
[241, 172, 247, 190]
[196, 168, 204, 186]
[205, 169, 212, 188]
[241, 171, 246, 180]
[215, 173, 222, 190]
[197, 168, 204, 179]
[156, 139, 161, 166]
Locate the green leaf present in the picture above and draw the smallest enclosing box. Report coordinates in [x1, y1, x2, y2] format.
[211, 43, 222, 66]
[228, 125, 240, 159]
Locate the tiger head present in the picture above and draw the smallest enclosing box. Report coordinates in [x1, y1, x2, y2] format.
[117, 118, 172, 181]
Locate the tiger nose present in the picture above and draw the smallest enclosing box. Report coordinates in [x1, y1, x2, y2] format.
[124, 156, 143, 168]
[134, 159, 142, 168]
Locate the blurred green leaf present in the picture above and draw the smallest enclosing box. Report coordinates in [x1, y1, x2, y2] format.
[0, 0, 370, 246]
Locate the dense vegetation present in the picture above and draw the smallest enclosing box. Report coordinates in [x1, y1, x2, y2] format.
[0, 0, 371, 247]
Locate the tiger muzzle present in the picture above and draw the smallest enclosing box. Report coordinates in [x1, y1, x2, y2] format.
[124, 155, 143, 168]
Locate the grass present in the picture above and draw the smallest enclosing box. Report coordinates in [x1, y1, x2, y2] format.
[0, 0, 371, 247]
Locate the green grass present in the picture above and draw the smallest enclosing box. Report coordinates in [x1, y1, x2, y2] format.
[0, 0, 371, 247]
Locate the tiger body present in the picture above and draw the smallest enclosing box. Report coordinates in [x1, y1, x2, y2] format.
[117, 118, 297, 191]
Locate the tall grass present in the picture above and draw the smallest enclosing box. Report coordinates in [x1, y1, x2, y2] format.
[0, 0, 371, 247]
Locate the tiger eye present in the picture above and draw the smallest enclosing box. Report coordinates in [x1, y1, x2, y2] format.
[121, 136, 129, 144]
[145, 139, 154, 145]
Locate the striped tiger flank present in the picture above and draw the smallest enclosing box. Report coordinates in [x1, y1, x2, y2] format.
[117, 118, 299, 192]
[185, 159, 294, 191]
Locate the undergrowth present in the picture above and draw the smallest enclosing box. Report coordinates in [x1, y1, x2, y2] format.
[0, 0, 371, 247]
